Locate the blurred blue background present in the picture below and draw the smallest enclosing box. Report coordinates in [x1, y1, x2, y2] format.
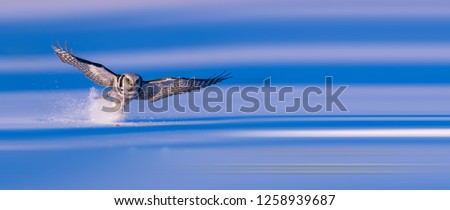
[1, 0, 450, 189]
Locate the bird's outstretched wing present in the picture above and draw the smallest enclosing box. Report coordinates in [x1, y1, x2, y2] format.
[52, 44, 118, 87]
[140, 72, 231, 102]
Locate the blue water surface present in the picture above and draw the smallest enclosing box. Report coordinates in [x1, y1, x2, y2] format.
[1, 4, 450, 190]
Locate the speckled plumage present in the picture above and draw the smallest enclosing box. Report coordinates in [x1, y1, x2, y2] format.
[52, 44, 231, 107]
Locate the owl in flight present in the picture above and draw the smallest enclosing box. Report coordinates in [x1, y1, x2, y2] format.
[52, 44, 231, 111]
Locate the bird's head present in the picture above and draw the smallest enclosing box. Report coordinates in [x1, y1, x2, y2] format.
[118, 73, 143, 97]
[121, 73, 142, 87]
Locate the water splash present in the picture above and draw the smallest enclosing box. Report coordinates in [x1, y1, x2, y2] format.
[87, 87, 124, 124]
[48, 88, 124, 126]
